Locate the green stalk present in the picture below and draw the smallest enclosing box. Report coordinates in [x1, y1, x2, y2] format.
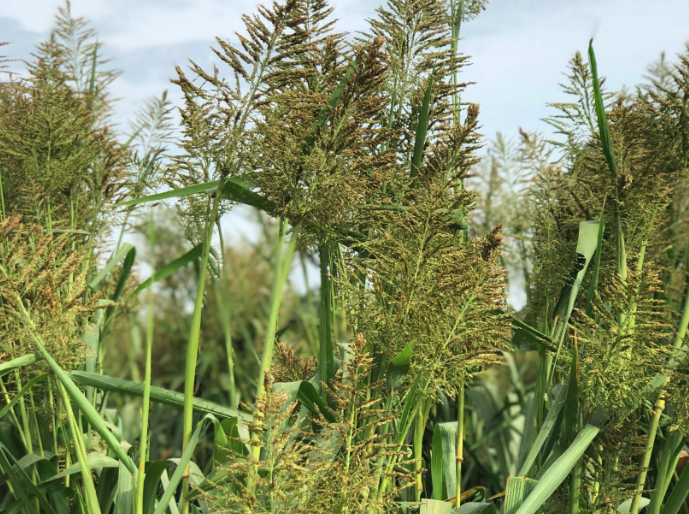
[0, 169, 5, 221]
[319, 242, 335, 387]
[215, 223, 237, 410]
[455, 382, 465, 509]
[630, 395, 665, 514]
[247, 218, 301, 492]
[57, 381, 102, 514]
[672, 273, 689, 350]
[255, 219, 301, 402]
[569, 458, 583, 514]
[180, 180, 224, 514]
[413, 408, 425, 502]
[136, 214, 155, 514]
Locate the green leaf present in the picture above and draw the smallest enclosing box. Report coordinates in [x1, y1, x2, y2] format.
[272, 380, 335, 423]
[588, 40, 618, 178]
[411, 75, 435, 179]
[114, 460, 135, 514]
[616, 497, 649, 513]
[504, 476, 539, 514]
[213, 418, 247, 466]
[319, 243, 335, 386]
[514, 412, 608, 514]
[387, 342, 414, 391]
[141, 461, 170, 514]
[132, 243, 203, 296]
[648, 432, 685, 514]
[432, 424, 445, 500]
[585, 203, 606, 316]
[153, 416, 217, 514]
[89, 243, 135, 290]
[70, 371, 252, 422]
[29, 334, 136, 474]
[0, 374, 47, 419]
[555, 220, 600, 327]
[662, 461, 689, 514]
[396, 374, 422, 446]
[517, 384, 568, 477]
[437, 422, 459, 499]
[510, 319, 557, 352]
[115, 181, 219, 207]
[221, 179, 276, 212]
[0, 354, 39, 378]
[454, 503, 498, 514]
[48, 453, 119, 481]
[0, 445, 58, 514]
[307, 57, 360, 148]
[420, 499, 453, 514]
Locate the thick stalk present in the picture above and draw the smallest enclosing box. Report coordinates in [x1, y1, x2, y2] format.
[630, 395, 665, 514]
[455, 382, 465, 509]
[180, 181, 224, 514]
[414, 409, 425, 502]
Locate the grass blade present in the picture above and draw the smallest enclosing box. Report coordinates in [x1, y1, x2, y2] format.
[0, 354, 39, 378]
[132, 244, 202, 297]
[411, 75, 435, 179]
[662, 460, 689, 514]
[516, 384, 567, 477]
[504, 476, 538, 514]
[514, 413, 608, 514]
[89, 243, 135, 291]
[153, 416, 217, 514]
[69, 371, 252, 422]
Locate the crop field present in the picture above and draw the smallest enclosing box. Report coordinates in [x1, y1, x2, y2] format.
[1, 1, 689, 513]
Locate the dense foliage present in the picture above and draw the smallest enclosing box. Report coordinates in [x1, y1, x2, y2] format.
[2, 2, 689, 514]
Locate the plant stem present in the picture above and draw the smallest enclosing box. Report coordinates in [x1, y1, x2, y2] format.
[673, 273, 689, 350]
[319, 242, 334, 387]
[630, 395, 665, 514]
[215, 223, 237, 410]
[455, 382, 465, 508]
[414, 408, 425, 502]
[180, 180, 224, 514]
[136, 213, 155, 514]
[255, 219, 300, 402]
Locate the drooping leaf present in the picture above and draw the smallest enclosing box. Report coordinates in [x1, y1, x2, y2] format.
[272, 380, 335, 423]
[70, 371, 252, 422]
[387, 342, 414, 391]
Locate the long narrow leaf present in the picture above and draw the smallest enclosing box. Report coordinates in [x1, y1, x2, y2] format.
[70, 371, 252, 422]
[132, 243, 203, 296]
[514, 413, 608, 514]
[516, 384, 567, 476]
[89, 243, 135, 290]
[411, 75, 435, 178]
[153, 416, 217, 514]
[28, 333, 136, 473]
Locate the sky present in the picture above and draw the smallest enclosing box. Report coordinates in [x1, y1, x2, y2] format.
[3, 0, 689, 306]
[3, 0, 689, 143]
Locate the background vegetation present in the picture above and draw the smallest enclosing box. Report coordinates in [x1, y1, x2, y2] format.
[2, 1, 689, 513]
